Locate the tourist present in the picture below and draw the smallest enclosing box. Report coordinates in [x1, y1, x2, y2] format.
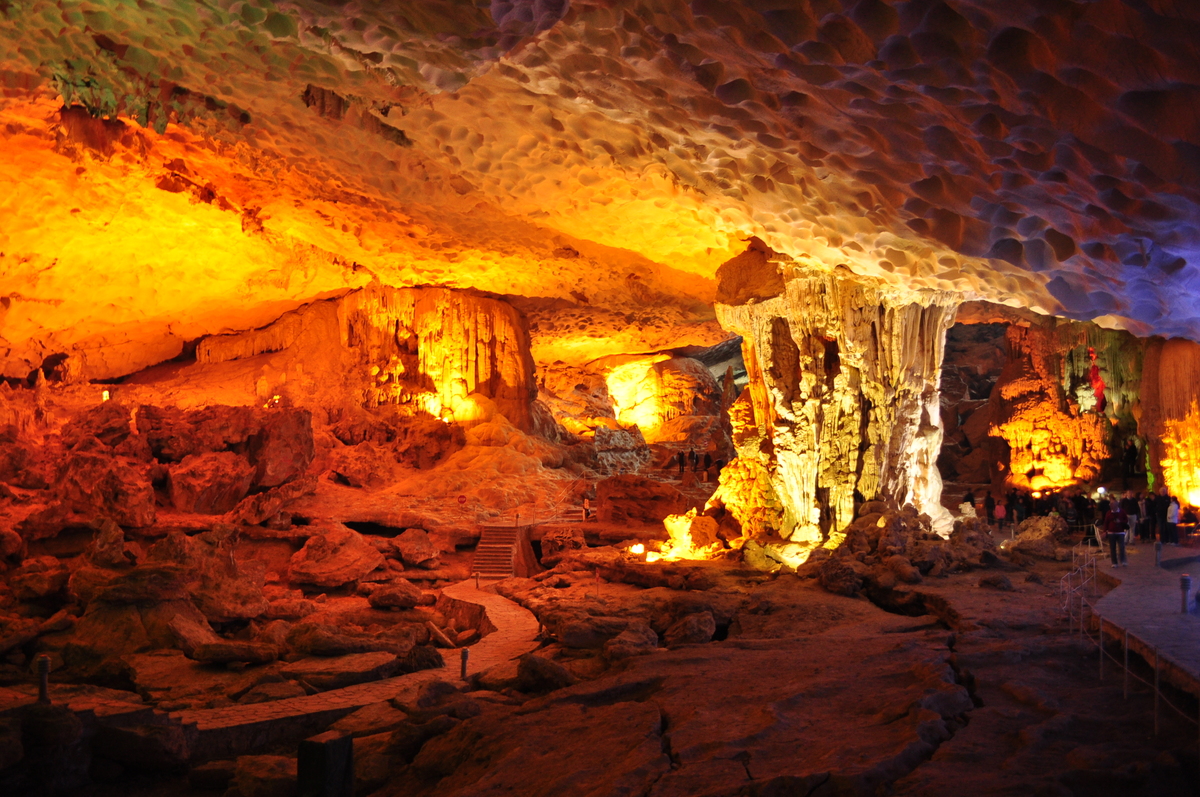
[1154, 486, 1171, 543]
[688, 448, 699, 472]
[984, 491, 995, 523]
[1120, 491, 1139, 547]
[677, 452, 685, 476]
[1103, 502, 1130, 567]
[963, 488, 976, 509]
[1166, 495, 1180, 545]
[994, 499, 1007, 528]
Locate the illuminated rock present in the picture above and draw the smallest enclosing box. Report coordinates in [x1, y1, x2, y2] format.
[55, 439, 156, 529]
[717, 246, 958, 544]
[605, 356, 722, 444]
[987, 325, 1114, 491]
[288, 524, 387, 588]
[167, 452, 255, 515]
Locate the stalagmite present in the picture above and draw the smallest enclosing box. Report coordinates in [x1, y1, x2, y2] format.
[714, 243, 958, 554]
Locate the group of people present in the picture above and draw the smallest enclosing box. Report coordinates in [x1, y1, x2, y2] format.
[964, 485, 1193, 568]
[668, 448, 725, 482]
[1098, 487, 1195, 567]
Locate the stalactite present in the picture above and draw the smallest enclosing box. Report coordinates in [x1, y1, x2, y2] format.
[715, 252, 958, 549]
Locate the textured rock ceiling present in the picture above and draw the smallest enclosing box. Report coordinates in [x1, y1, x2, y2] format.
[2, 0, 1200, 378]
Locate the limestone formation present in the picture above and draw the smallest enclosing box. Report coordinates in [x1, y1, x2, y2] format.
[717, 249, 958, 547]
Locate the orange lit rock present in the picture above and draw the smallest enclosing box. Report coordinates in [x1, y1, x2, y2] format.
[167, 452, 255, 515]
[988, 325, 1112, 491]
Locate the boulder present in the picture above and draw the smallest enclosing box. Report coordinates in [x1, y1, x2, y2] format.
[368, 579, 423, 609]
[884, 555, 922, 584]
[138, 405, 257, 463]
[168, 451, 254, 514]
[189, 760, 236, 790]
[603, 621, 659, 659]
[10, 556, 69, 600]
[279, 651, 401, 691]
[144, 529, 268, 623]
[663, 611, 716, 646]
[85, 518, 134, 568]
[249, 408, 314, 488]
[188, 641, 279, 665]
[818, 557, 866, 597]
[55, 441, 155, 527]
[396, 645, 444, 674]
[596, 475, 687, 523]
[1013, 516, 1069, 559]
[233, 754, 297, 797]
[285, 623, 407, 656]
[394, 529, 439, 569]
[516, 654, 577, 693]
[540, 526, 585, 565]
[237, 682, 307, 704]
[549, 613, 630, 649]
[979, 573, 1016, 592]
[329, 701, 412, 738]
[288, 525, 385, 587]
[0, 526, 25, 563]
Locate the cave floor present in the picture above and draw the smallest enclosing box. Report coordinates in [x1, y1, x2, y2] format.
[63, 553, 1200, 797]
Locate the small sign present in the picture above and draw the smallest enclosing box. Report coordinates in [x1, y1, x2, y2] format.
[458, 495, 467, 505]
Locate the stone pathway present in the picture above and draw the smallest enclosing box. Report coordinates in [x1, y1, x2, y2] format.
[1093, 540, 1200, 693]
[175, 579, 540, 759]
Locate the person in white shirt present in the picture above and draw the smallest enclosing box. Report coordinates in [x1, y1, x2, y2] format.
[1166, 497, 1180, 545]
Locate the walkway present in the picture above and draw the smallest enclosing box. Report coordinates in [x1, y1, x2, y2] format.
[175, 579, 540, 759]
[1093, 541, 1200, 693]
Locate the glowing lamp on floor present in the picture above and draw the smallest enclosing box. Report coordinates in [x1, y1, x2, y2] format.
[101, 390, 110, 402]
[629, 543, 645, 555]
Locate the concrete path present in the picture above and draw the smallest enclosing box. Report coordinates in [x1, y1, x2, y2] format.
[175, 579, 540, 759]
[1093, 540, 1200, 693]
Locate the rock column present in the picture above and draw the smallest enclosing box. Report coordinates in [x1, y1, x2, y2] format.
[714, 244, 957, 545]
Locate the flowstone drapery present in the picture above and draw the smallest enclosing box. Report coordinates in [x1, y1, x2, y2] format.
[713, 244, 958, 553]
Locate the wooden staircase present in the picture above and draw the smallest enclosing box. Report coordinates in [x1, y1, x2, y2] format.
[473, 525, 521, 579]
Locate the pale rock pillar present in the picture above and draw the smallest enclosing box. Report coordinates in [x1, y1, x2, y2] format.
[714, 243, 958, 542]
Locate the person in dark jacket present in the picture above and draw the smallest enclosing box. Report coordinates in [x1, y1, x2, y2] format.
[1104, 504, 1129, 567]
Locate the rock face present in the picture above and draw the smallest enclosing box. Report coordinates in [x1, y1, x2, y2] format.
[197, 285, 538, 431]
[716, 251, 958, 544]
[596, 475, 688, 524]
[605, 356, 723, 444]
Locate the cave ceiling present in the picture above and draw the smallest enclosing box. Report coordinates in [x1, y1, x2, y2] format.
[2, 0, 1199, 379]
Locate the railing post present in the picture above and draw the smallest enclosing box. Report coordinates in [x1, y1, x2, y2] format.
[1124, 629, 1130, 700]
[1156, 541, 1163, 568]
[1098, 615, 1104, 681]
[1154, 648, 1161, 736]
[36, 655, 51, 704]
[460, 647, 469, 680]
[1183, 574, 1193, 614]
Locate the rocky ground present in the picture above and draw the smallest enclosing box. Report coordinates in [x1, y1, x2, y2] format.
[5, 508, 1191, 797]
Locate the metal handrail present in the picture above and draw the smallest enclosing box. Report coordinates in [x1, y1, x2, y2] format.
[1063, 587, 1200, 754]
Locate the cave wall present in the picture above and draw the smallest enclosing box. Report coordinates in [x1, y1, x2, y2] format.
[715, 246, 958, 544]
[197, 284, 537, 430]
[1139, 337, 1200, 502]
